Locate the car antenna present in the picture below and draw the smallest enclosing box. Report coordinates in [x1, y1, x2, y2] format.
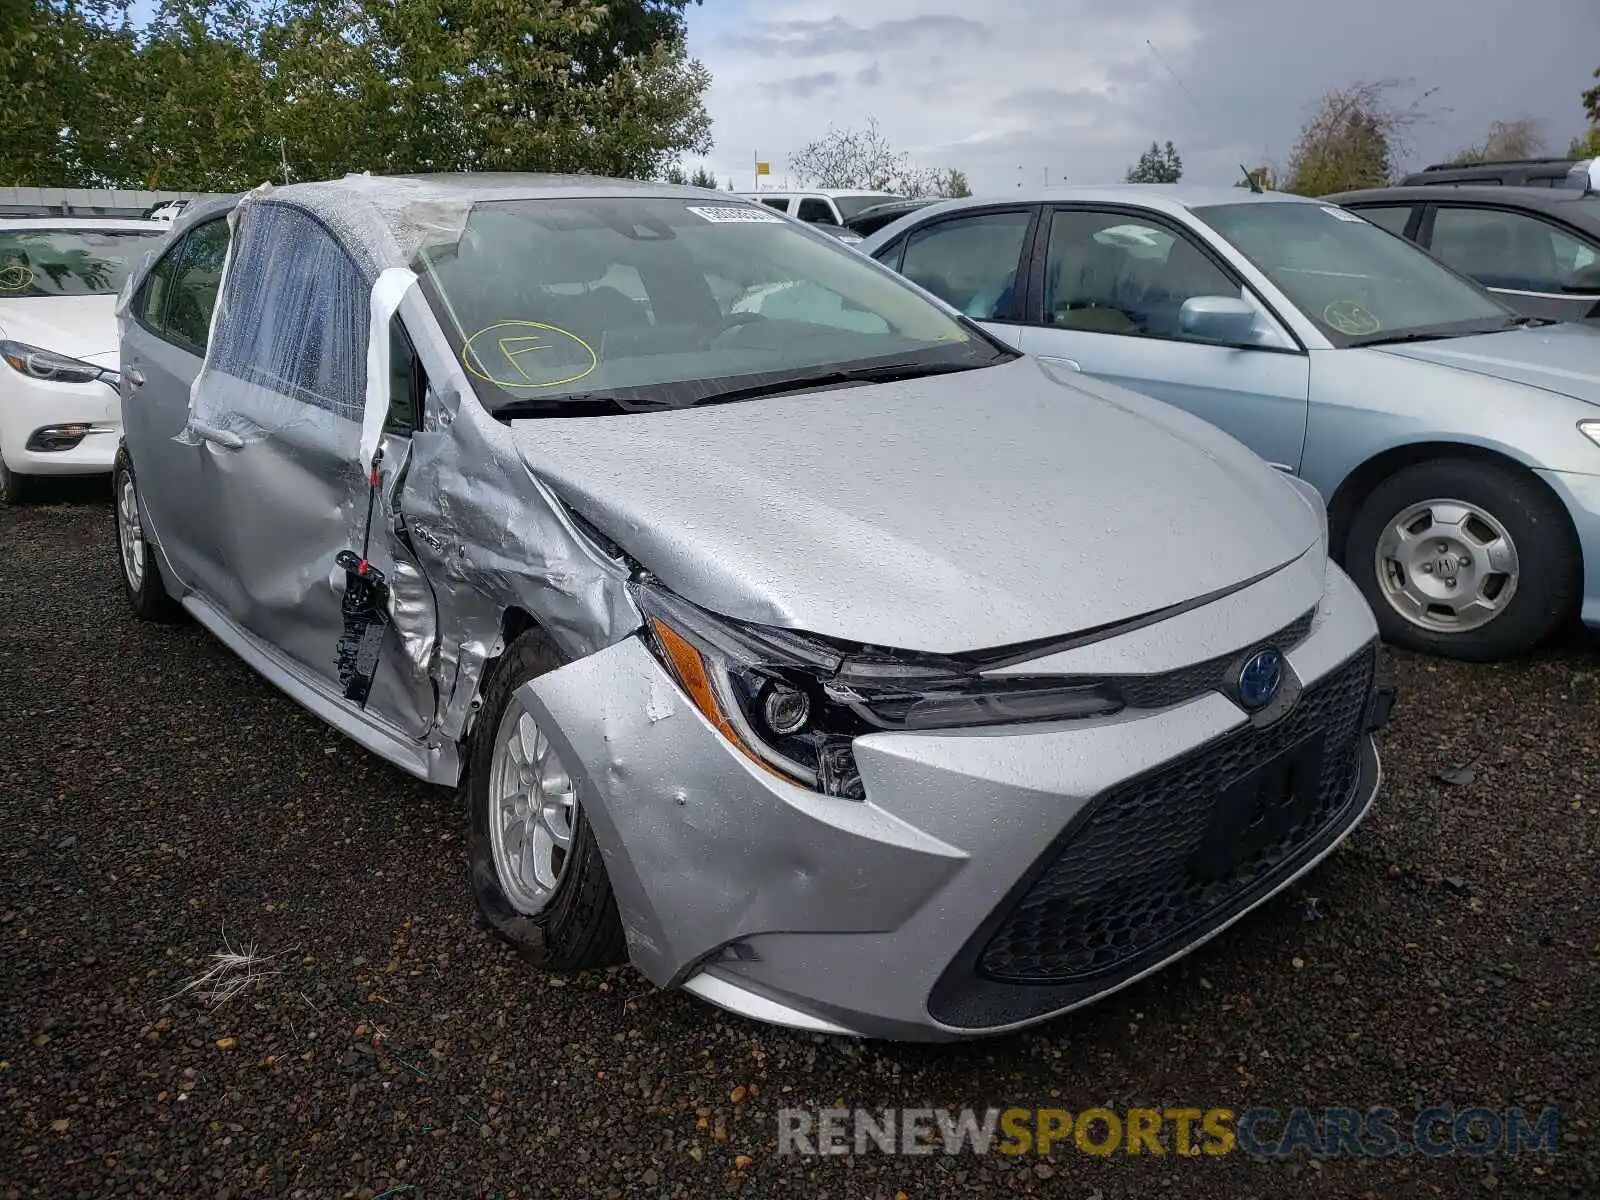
[1147, 38, 1268, 191]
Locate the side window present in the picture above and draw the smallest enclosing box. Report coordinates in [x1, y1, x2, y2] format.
[760, 197, 790, 212]
[795, 198, 833, 224]
[386, 315, 424, 435]
[1353, 206, 1415, 237]
[1429, 207, 1598, 292]
[210, 204, 368, 419]
[134, 239, 185, 333]
[162, 218, 230, 352]
[897, 210, 1032, 319]
[1043, 210, 1237, 339]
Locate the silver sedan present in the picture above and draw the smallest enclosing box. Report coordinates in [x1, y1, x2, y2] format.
[860, 186, 1600, 662]
[113, 176, 1390, 1039]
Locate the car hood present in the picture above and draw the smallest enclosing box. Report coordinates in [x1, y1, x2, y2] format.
[507, 357, 1320, 653]
[0, 294, 120, 363]
[1371, 322, 1600, 405]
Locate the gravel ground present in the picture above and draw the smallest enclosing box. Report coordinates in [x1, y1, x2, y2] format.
[2, 481, 1597, 1199]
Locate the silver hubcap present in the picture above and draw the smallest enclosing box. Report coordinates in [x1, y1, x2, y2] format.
[117, 472, 145, 592]
[1374, 497, 1518, 634]
[487, 696, 577, 915]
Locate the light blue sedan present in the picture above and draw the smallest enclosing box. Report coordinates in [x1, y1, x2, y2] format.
[859, 186, 1600, 661]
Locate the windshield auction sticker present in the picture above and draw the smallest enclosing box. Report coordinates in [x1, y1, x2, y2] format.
[1322, 300, 1382, 335]
[461, 320, 597, 390]
[685, 205, 784, 223]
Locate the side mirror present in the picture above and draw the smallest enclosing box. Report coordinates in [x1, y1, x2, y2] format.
[1560, 262, 1600, 295]
[1179, 295, 1258, 342]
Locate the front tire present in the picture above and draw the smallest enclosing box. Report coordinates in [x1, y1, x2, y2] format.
[466, 629, 626, 971]
[113, 451, 182, 623]
[1344, 457, 1578, 661]
[0, 454, 30, 506]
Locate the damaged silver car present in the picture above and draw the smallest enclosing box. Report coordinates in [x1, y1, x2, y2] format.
[113, 175, 1394, 1040]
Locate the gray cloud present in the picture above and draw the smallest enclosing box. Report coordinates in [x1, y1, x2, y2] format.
[996, 87, 1119, 122]
[692, 0, 1598, 193]
[772, 71, 843, 100]
[720, 15, 989, 60]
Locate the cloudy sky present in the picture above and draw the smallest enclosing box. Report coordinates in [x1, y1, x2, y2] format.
[683, 0, 1598, 192]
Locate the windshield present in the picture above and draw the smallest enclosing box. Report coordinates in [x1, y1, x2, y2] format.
[1192, 202, 1514, 345]
[0, 229, 165, 298]
[417, 197, 1005, 413]
[830, 194, 900, 220]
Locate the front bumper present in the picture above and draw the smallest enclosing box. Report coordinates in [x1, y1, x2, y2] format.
[1536, 467, 1600, 630]
[0, 372, 121, 476]
[523, 557, 1387, 1040]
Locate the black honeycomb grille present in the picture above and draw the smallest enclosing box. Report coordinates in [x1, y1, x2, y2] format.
[977, 642, 1376, 985]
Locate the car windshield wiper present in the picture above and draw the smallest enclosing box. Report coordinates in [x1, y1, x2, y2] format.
[686, 358, 998, 408]
[490, 393, 676, 420]
[490, 357, 1004, 419]
[1350, 324, 1508, 348]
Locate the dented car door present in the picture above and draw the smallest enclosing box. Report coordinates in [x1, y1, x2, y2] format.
[187, 200, 435, 740]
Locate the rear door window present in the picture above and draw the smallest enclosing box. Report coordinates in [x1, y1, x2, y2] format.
[162, 219, 231, 353]
[795, 198, 834, 224]
[897, 209, 1034, 320]
[1428, 206, 1600, 293]
[209, 203, 369, 419]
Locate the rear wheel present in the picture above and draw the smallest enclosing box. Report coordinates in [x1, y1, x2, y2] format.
[1344, 457, 1578, 661]
[466, 629, 626, 970]
[113, 451, 182, 622]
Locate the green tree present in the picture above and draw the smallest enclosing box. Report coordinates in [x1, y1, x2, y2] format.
[1, 0, 713, 189]
[1234, 165, 1279, 191]
[1123, 141, 1182, 183]
[262, 0, 711, 181]
[1283, 80, 1433, 196]
[789, 118, 964, 195]
[1571, 127, 1600, 158]
[1451, 118, 1545, 165]
[0, 1, 142, 186]
[1584, 66, 1599, 125]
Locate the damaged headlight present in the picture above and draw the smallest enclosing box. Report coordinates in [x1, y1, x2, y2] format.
[633, 581, 1123, 800]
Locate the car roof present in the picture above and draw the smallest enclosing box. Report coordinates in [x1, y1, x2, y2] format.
[1326, 184, 1599, 217]
[0, 217, 170, 232]
[876, 185, 1319, 224]
[736, 188, 899, 198]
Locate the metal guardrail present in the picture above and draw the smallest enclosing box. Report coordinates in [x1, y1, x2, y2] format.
[0, 187, 226, 219]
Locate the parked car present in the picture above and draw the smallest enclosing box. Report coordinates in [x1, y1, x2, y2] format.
[733, 189, 900, 227]
[1325, 178, 1600, 324]
[0, 216, 171, 503]
[859, 186, 1600, 661]
[1398, 157, 1588, 189]
[844, 197, 942, 238]
[809, 221, 865, 246]
[113, 174, 1390, 1040]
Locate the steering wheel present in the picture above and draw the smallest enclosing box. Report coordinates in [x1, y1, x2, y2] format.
[704, 309, 769, 348]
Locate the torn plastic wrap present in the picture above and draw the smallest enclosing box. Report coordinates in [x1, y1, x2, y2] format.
[138, 174, 639, 776]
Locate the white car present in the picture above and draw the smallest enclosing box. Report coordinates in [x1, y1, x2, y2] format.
[732, 189, 899, 229]
[0, 217, 171, 503]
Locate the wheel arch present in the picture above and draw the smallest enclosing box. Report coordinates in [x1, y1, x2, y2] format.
[1326, 440, 1581, 565]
